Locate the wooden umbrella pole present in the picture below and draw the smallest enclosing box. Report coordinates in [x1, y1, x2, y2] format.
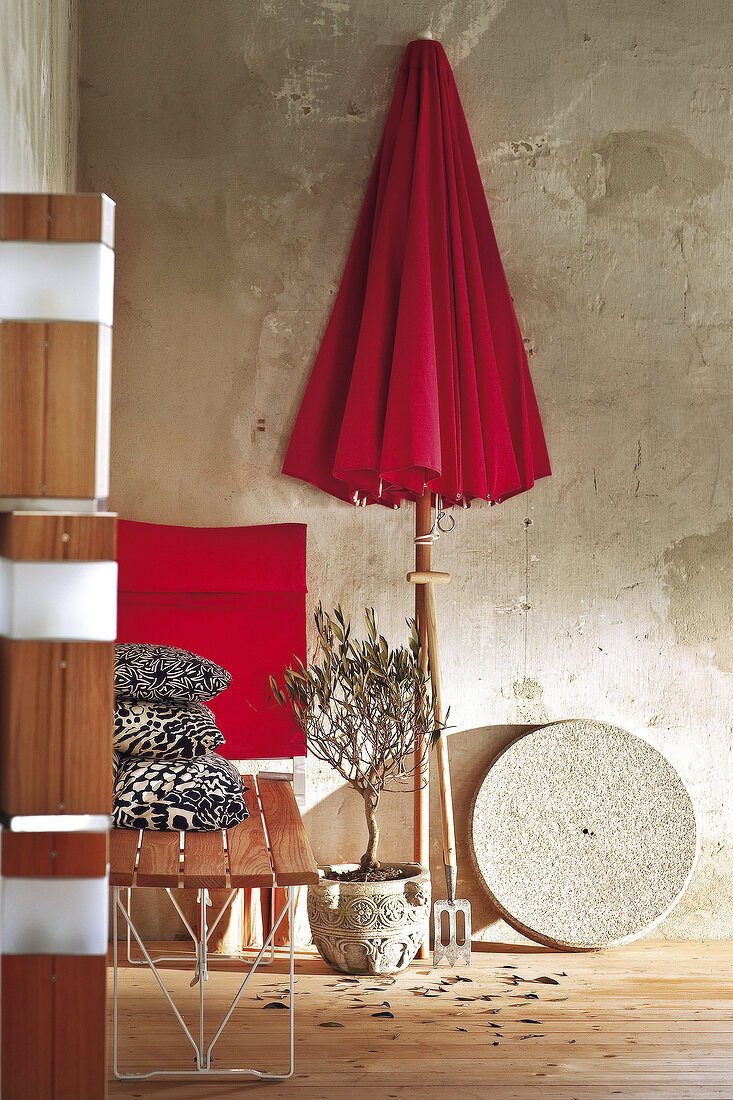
[414, 489, 432, 961]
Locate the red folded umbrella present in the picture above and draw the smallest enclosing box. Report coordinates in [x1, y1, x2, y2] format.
[281, 37, 551, 934]
[283, 38, 550, 508]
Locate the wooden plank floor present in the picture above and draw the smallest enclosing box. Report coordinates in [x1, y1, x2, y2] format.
[108, 940, 733, 1098]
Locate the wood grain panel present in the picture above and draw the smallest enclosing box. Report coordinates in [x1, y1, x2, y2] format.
[0, 639, 64, 814]
[0, 640, 113, 816]
[44, 323, 100, 498]
[0, 322, 46, 496]
[0, 193, 115, 246]
[1, 955, 54, 1100]
[258, 777, 319, 887]
[136, 831, 181, 887]
[2, 833, 108, 877]
[181, 831, 227, 889]
[54, 955, 107, 1100]
[61, 640, 113, 814]
[0, 194, 50, 240]
[226, 777, 275, 888]
[0, 511, 117, 561]
[110, 829, 140, 887]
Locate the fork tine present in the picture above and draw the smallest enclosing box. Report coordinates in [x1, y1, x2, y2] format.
[433, 899, 472, 966]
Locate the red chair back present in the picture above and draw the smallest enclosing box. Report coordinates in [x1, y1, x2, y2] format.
[117, 521, 307, 759]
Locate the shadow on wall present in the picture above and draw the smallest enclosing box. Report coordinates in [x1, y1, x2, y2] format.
[303, 724, 538, 946]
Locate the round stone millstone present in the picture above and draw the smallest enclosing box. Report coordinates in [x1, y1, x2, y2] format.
[470, 720, 698, 949]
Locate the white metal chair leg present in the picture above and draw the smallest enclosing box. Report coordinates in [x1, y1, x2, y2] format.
[112, 885, 296, 1080]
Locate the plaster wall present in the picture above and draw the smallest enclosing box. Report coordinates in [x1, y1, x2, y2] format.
[79, 0, 732, 942]
[1, 0, 78, 191]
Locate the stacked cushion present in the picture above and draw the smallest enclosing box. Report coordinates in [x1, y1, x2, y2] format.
[114, 753, 248, 831]
[115, 642, 231, 702]
[114, 700, 224, 759]
[112, 643, 248, 831]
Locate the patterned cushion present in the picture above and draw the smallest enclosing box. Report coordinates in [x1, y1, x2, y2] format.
[113, 753, 249, 831]
[114, 699, 224, 759]
[114, 643, 231, 702]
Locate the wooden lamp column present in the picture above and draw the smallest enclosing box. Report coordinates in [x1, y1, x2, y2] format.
[0, 194, 117, 1099]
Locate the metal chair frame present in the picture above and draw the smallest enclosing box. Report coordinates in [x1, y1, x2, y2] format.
[112, 884, 295, 1080]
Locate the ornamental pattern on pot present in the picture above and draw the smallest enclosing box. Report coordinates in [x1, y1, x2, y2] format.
[307, 866, 431, 975]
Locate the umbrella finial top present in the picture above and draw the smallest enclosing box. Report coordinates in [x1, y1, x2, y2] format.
[417, 29, 434, 39]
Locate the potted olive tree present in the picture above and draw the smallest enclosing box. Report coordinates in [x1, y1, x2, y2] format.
[270, 604, 438, 974]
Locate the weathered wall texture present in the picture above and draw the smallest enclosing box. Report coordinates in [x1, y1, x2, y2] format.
[1, 0, 78, 191]
[79, 0, 732, 941]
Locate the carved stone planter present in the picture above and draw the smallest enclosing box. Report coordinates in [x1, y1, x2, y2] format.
[307, 862, 430, 975]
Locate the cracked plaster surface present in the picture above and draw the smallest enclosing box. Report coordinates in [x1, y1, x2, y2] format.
[70, 0, 733, 941]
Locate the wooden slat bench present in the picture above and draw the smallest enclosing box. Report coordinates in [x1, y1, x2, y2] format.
[110, 775, 319, 1082]
[110, 775, 318, 891]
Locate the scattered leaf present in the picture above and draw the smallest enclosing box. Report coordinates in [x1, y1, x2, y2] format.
[524, 993, 540, 1000]
[371, 1011, 394, 1019]
[549, 997, 569, 1002]
[319, 1022, 344, 1028]
[455, 996, 476, 1002]
[519, 1034, 546, 1040]
[520, 1019, 542, 1024]
[380, 1001, 391, 1008]
[493, 1041, 499, 1046]
[263, 1002, 288, 1010]
[454, 975, 473, 983]
[534, 977, 559, 985]
[455, 1027, 468, 1032]
[481, 995, 495, 1001]
[488, 1023, 502, 1029]
[569, 1039, 576, 1044]
[423, 991, 441, 997]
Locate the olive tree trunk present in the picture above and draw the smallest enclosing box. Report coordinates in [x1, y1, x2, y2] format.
[359, 791, 380, 871]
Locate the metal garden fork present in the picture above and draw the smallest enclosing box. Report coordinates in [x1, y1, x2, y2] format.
[408, 568, 471, 967]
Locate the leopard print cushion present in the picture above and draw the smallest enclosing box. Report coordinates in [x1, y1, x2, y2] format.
[114, 699, 224, 759]
[113, 753, 249, 831]
[115, 643, 231, 702]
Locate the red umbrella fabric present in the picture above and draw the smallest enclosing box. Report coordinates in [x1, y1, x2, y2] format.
[283, 38, 550, 508]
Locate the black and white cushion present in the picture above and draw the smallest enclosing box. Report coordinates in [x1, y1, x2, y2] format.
[114, 643, 231, 702]
[114, 699, 224, 759]
[112, 753, 249, 831]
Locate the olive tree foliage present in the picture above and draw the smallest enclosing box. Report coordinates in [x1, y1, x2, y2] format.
[270, 605, 440, 871]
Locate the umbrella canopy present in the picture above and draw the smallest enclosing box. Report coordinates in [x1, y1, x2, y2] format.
[283, 38, 550, 508]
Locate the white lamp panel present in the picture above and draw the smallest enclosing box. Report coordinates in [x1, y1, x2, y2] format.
[10, 814, 112, 832]
[1, 875, 109, 955]
[0, 242, 115, 324]
[0, 558, 117, 640]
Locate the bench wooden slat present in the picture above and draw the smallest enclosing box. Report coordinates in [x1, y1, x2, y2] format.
[258, 777, 319, 887]
[226, 776, 275, 888]
[181, 831, 227, 889]
[136, 831, 181, 887]
[110, 829, 140, 886]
